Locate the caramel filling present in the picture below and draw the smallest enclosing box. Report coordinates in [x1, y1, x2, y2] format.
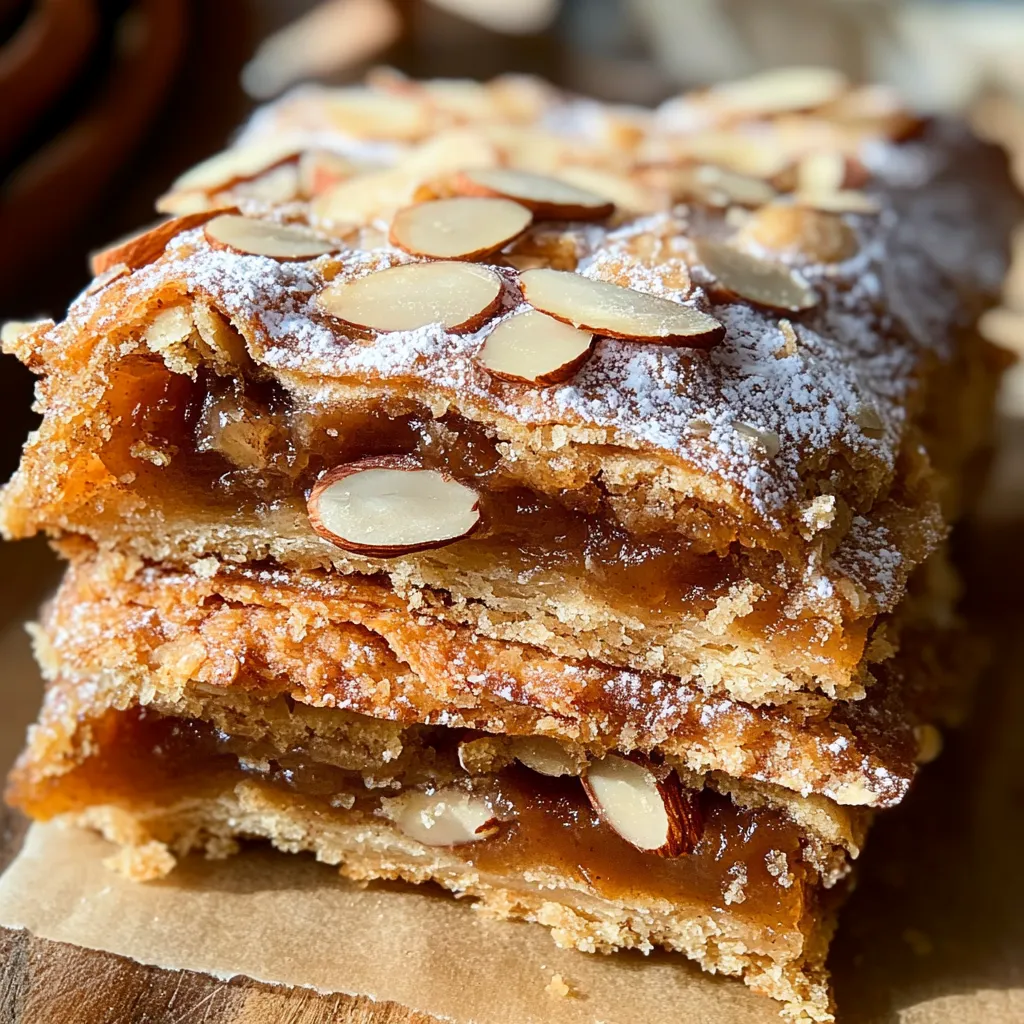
[96, 356, 864, 669]
[16, 708, 816, 946]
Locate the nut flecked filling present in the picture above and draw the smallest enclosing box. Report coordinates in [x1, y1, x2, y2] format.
[11, 706, 821, 949]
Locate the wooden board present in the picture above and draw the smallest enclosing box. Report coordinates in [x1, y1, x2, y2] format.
[2, 419, 1024, 1023]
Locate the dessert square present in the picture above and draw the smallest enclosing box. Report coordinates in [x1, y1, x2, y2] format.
[1, 68, 1015, 1022]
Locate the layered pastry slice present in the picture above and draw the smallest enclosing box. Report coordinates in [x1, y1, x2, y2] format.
[0, 72, 1013, 704]
[0, 69, 1015, 1023]
[7, 547, 968, 1022]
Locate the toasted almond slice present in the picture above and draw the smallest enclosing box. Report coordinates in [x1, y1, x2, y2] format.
[476, 310, 593, 386]
[736, 204, 857, 264]
[519, 268, 723, 347]
[307, 456, 481, 557]
[229, 162, 301, 204]
[382, 789, 500, 846]
[510, 737, 583, 777]
[707, 66, 848, 118]
[170, 139, 302, 195]
[796, 151, 849, 195]
[555, 166, 663, 214]
[90, 208, 235, 275]
[299, 149, 360, 197]
[683, 164, 778, 208]
[794, 190, 880, 214]
[318, 261, 502, 333]
[673, 131, 792, 181]
[323, 88, 431, 141]
[454, 168, 614, 220]
[389, 197, 532, 260]
[85, 262, 130, 295]
[695, 239, 818, 313]
[583, 754, 702, 857]
[204, 215, 339, 260]
[311, 167, 418, 228]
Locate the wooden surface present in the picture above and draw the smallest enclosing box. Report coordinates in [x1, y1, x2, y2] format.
[1, 419, 1024, 1023]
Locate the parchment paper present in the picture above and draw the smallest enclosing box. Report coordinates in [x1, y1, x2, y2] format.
[1, 425, 1024, 1023]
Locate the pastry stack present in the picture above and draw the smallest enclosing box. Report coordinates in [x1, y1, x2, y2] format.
[1, 69, 1014, 1020]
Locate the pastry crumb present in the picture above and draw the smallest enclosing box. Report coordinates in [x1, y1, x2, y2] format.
[545, 972, 574, 998]
[103, 840, 176, 881]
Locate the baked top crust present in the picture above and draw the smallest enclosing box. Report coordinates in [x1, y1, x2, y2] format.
[2, 75, 1015, 563]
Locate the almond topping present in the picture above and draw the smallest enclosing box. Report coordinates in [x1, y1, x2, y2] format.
[476, 310, 594, 386]
[736, 204, 857, 264]
[169, 139, 302, 195]
[382, 789, 500, 847]
[795, 151, 863, 195]
[519, 268, 724, 347]
[204, 215, 339, 260]
[454, 168, 614, 220]
[649, 164, 776, 209]
[510, 737, 583, 777]
[794, 190, 880, 215]
[389, 196, 532, 260]
[583, 754, 702, 857]
[318, 261, 502, 333]
[299, 149, 359, 197]
[90, 208, 235, 275]
[707, 66, 848, 118]
[696, 239, 818, 313]
[307, 456, 480, 557]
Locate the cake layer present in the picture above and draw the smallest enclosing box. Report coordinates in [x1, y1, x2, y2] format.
[8, 696, 847, 1023]
[0, 77, 1013, 690]
[23, 545, 969, 811]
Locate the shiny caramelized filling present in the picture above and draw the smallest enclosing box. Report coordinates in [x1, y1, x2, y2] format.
[96, 357, 862, 666]
[20, 708, 814, 938]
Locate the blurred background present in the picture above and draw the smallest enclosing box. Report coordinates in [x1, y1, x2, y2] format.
[1, 0, 1024, 717]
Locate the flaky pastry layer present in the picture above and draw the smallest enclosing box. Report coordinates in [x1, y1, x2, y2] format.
[15, 545, 971, 811]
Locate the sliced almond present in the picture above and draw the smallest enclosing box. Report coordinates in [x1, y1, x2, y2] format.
[381, 789, 499, 847]
[169, 138, 303, 195]
[794, 190, 880, 215]
[318, 261, 502, 333]
[648, 164, 776, 209]
[204, 215, 339, 260]
[307, 456, 480, 557]
[695, 239, 818, 313]
[389, 197, 532, 260]
[556, 166, 663, 215]
[510, 737, 583, 778]
[323, 89, 431, 141]
[795, 151, 866, 195]
[311, 167, 420, 228]
[229, 162, 301, 204]
[85, 262, 130, 295]
[299, 149, 360, 197]
[671, 131, 792, 181]
[707, 66, 848, 119]
[90, 208, 235, 275]
[519, 268, 723, 348]
[454, 168, 614, 221]
[736, 204, 857, 264]
[583, 754, 702, 857]
[476, 310, 594, 386]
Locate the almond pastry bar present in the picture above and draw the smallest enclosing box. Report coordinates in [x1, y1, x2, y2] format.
[2, 68, 1015, 1021]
